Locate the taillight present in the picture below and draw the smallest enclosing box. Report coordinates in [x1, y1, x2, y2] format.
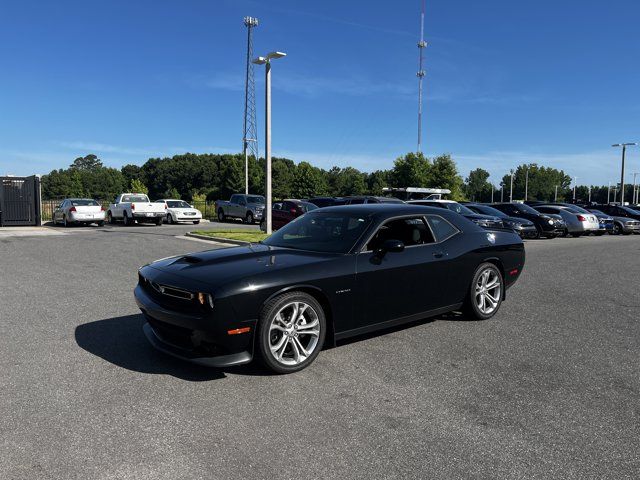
[131, 203, 135, 211]
[577, 215, 586, 221]
[164, 204, 168, 209]
[69, 206, 76, 212]
[100, 206, 105, 212]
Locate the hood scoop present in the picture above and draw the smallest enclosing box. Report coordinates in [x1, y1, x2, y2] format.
[178, 255, 203, 264]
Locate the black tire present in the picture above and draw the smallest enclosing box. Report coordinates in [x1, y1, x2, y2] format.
[63, 215, 70, 228]
[217, 209, 225, 222]
[167, 214, 174, 224]
[257, 291, 326, 374]
[155, 218, 162, 226]
[97, 221, 105, 227]
[193, 220, 200, 225]
[614, 223, 623, 235]
[123, 212, 131, 226]
[107, 211, 116, 224]
[463, 263, 504, 320]
[245, 212, 254, 224]
[260, 219, 267, 232]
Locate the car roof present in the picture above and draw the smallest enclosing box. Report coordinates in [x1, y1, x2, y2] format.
[311, 203, 452, 218]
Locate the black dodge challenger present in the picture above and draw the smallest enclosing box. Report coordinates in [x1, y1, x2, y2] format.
[135, 204, 525, 373]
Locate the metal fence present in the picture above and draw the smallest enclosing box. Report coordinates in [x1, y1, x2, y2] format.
[40, 199, 219, 222]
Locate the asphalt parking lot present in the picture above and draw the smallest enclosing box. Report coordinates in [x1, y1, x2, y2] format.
[1, 227, 638, 479]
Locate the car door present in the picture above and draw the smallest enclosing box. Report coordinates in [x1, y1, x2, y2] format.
[352, 215, 450, 333]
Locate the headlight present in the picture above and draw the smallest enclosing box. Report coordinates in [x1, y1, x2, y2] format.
[548, 220, 554, 225]
[197, 292, 214, 309]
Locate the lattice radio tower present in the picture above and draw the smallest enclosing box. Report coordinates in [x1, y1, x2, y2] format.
[243, 16, 259, 194]
[416, 0, 427, 154]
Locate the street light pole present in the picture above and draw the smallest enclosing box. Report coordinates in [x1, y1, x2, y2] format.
[632, 172, 639, 205]
[252, 51, 287, 235]
[500, 184, 504, 202]
[612, 143, 637, 205]
[491, 184, 494, 203]
[573, 176, 577, 203]
[509, 170, 514, 202]
[607, 181, 611, 204]
[588, 185, 591, 203]
[554, 185, 558, 202]
[524, 167, 529, 201]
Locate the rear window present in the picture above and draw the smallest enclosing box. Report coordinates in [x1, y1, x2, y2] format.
[71, 199, 99, 206]
[122, 195, 149, 203]
[167, 201, 191, 208]
[247, 196, 265, 204]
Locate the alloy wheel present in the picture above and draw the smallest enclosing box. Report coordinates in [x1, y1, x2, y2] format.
[474, 269, 502, 315]
[268, 301, 321, 366]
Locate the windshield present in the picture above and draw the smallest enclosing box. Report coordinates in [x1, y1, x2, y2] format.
[513, 203, 541, 215]
[563, 205, 589, 213]
[470, 204, 506, 218]
[444, 203, 475, 215]
[263, 212, 371, 253]
[247, 196, 265, 204]
[71, 199, 99, 206]
[122, 195, 149, 203]
[622, 206, 640, 214]
[167, 200, 191, 208]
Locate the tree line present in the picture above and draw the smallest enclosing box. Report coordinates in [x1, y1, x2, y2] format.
[41, 152, 597, 203]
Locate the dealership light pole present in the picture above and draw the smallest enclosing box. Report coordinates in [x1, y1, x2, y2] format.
[572, 176, 578, 202]
[607, 181, 611, 204]
[612, 143, 637, 205]
[632, 172, 639, 205]
[588, 185, 591, 203]
[509, 169, 514, 202]
[524, 167, 529, 201]
[252, 51, 286, 234]
[554, 185, 558, 202]
[500, 184, 504, 202]
[491, 184, 494, 203]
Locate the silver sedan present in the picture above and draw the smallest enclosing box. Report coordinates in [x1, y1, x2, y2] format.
[53, 198, 105, 227]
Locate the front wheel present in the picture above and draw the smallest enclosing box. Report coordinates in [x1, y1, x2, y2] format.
[257, 292, 326, 374]
[614, 223, 623, 235]
[245, 212, 254, 224]
[166, 213, 174, 224]
[107, 211, 116, 224]
[217, 209, 225, 222]
[464, 263, 503, 320]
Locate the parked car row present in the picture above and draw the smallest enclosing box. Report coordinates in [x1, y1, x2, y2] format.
[52, 194, 203, 227]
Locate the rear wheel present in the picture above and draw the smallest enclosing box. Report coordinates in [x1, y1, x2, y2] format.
[123, 212, 131, 226]
[464, 263, 503, 320]
[257, 292, 326, 374]
[63, 215, 71, 228]
[155, 217, 162, 226]
[107, 211, 115, 224]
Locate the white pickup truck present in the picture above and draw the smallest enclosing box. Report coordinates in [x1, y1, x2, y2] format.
[107, 193, 166, 226]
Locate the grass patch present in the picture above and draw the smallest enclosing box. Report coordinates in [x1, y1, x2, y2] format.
[191, 230, 269, 243]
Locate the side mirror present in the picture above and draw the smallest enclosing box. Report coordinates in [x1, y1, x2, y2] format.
[375, 239, 405, 257]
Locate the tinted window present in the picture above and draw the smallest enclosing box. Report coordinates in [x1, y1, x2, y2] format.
[273, 203, 283, 210]
[348, 198, 365, 205]
[263, 212, 371, 253]
[230, 195, 239, 203]
[426, 215, 459, 242]
[366, 217, 434, 251]
[247, 196, 265, 204]
[71, 199, 100, 206]
[469, 205, 507, 218]
[302, 202, 318, 212]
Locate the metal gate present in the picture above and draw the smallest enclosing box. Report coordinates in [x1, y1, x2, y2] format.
[0, 176, 42, 226]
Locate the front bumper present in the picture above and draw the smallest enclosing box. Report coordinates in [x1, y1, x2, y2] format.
[515, 226, 538, 238]
[134, 284, 254, 368]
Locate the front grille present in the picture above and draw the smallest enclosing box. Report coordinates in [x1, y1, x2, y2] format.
[147, 316, 194, 349]
[139, 272, 202, 313]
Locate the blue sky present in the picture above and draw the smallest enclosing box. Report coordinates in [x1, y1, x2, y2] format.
[1, 0, 639, 186]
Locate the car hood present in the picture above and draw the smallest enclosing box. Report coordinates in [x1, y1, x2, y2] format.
[145, 244, 336, 288]
[613, 216, 639, 224]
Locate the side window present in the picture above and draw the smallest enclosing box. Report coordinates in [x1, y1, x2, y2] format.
[273, 202, 283, 210]
[426, 215, 459, 242]
[349, 198, 365, 205]
[230, 195, 238, 203]
[366, 217, 435, 251]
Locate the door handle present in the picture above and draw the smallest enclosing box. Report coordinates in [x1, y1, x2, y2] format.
[433, 250, 444, 259]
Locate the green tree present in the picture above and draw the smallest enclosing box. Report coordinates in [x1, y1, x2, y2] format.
[431, 154, 465, 200]
[70, 154, 103, 171]
[130, 178, 148, 195]
[271, 158, 294, 199]
[366, 170, 392, 195]
[465, 168, 492, 202]
[391, 152, 431, 187]
[291, 162, 326, 198]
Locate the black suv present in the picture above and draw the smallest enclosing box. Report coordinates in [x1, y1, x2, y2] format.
[491, 202, 565, 238]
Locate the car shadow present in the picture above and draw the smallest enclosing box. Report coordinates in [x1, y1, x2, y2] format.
[75, 314, 233, 381]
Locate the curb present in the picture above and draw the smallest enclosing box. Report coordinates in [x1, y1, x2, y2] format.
[185, 232, 251, 246]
